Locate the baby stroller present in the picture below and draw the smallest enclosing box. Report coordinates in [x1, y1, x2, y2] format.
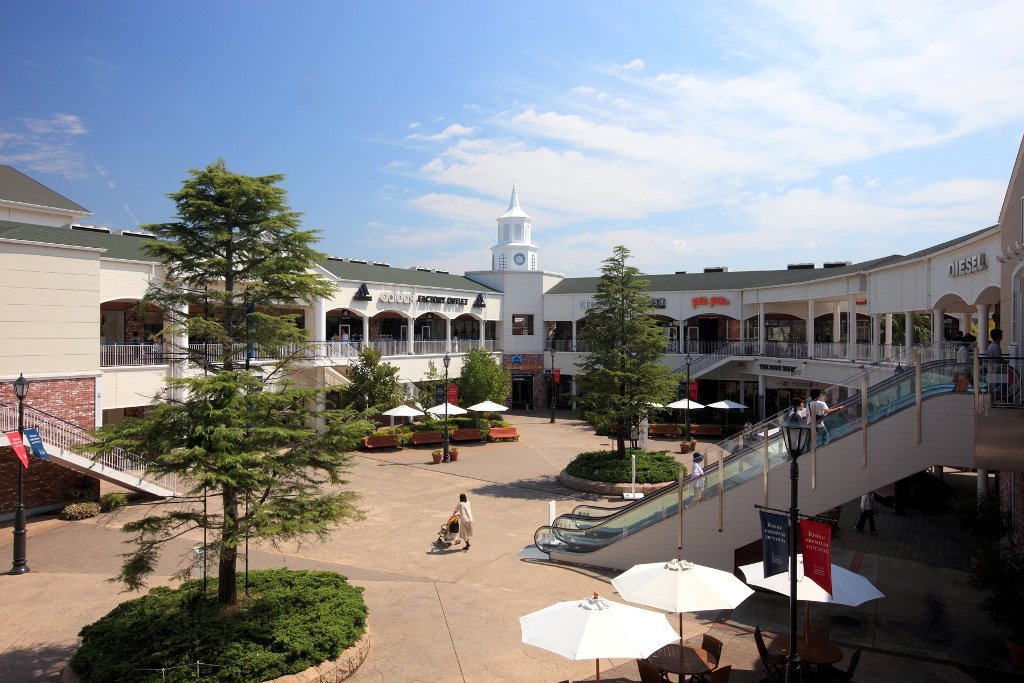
[434, 514, 462, 550]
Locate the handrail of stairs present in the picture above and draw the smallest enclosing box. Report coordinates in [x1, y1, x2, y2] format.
[0, 401, 178, 495]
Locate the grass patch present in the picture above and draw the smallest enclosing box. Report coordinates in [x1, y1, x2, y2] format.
[70, 569, 366, 683]
[566, 449, 682, 484]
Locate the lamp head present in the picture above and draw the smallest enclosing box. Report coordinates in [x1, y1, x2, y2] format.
[442, 352, 451, 369]
[12, 373, 28, 400]
[780, 409, 810, 458]
[684, 353, 692, 365]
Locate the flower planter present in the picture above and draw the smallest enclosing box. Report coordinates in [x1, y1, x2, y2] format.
[449, 450, 459, 462]
[679, 440, 696, 454]
[431, 452, 443, 464]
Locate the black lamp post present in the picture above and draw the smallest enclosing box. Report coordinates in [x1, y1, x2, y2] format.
[10, 373, 30, 575]
[683, 354, 693, 440]
[780, 410, 811, 682]
[550, 346, 556, 424]
[442, 352, 451, 463]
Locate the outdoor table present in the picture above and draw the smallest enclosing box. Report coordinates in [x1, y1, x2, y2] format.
[647, 642, 715, 680]
[770, 634, 844, 665]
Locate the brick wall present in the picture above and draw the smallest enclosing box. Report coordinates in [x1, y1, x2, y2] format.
[503, 353, 546, 409]
[0, 376, 98, 514]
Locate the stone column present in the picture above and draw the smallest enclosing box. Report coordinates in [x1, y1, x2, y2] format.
[885, 313, 894, 361]
[407, 318, 415, 355]
[848, 295, 857, 361]
[758, 302, 765, 356]
[871, 313, 881, 363]
[904, 311, 914, 360]
[807, 299, 815, 359]
[313, 296, 327, 343]
[976, 304, 990, 356]
[445, 317, 452, 353]
[932, 307, 944, 358]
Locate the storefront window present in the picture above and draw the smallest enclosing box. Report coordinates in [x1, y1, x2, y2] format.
[513, 314, 534, 335]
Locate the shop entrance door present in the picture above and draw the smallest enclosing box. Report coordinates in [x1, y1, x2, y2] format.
[511, 374, 535, 410]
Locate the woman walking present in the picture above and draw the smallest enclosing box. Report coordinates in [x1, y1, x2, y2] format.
[451, 493, 474, 550]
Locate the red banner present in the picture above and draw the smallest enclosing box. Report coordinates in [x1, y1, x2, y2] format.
[688, 380, 699, 401]
[447, 384, 458, 404]
[800, 519, 832, 595]
[5, 431, 29, 469]
[553, 369, 561, 384]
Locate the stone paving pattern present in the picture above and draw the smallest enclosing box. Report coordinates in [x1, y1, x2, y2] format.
[0, 412, 1019, 682]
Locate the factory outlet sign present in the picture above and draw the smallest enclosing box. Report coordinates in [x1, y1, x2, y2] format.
[377, 291, 469, 305]
[579, 297, 667, 310]
[758, 362, 799, 374]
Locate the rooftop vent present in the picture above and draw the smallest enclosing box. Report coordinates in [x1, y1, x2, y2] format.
[70, 224, 110, 234]
[120, 230, 155, 239]
[703, 266, 729, 273]
[787, 263, 815, 270]
[372, 261, 390, 267]
[435, 269, 449, 274]
[823, 261, 852, 268]
[326, 256, 345, 262]
[675, 271, 687, 274]
[348, 258, 367, 264]
[415, 267, 431, 272]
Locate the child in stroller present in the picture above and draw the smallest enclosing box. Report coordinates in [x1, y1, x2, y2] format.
[434, 514, 462, 549]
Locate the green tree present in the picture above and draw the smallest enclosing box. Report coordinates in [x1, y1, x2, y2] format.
[417, 360, 443, 406]
[344, 348, 405, 411]
[89, 160, 370, 606]
[575, 246, 676, 458]
[457, 347, 511, 407]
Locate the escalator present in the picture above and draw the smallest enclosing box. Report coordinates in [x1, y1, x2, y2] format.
[535, 358, 982, 571]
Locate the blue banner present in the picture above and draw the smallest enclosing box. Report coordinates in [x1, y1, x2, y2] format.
[23, 428, 50, 461]
[760, 510, 789, 578]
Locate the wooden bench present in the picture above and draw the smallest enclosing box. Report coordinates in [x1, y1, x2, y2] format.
[409, 431, 444, 446]
[691, 424, 724, 437]
[363, 434, 401, 450]
[451, 428, 486, 442]
[487, 426, 520, 442]
[648, 424, 681, 438]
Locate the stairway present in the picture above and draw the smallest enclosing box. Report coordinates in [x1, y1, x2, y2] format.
[538, 359, 978, 571]
[0, 402, 179, 498]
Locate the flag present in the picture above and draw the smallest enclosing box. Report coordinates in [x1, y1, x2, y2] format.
[23, 428, 50, 461]
[800, 519, 833, 595]
[5, 431, 29, 468]
[760, 510, 789, 578]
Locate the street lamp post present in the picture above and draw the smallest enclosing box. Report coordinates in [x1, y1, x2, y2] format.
[683, 354, 692, 440]
[442, 352, 451, 463]
[10, 373, 30, 575]
[550, 346, 556, 424]
[780, 410, 811, 683]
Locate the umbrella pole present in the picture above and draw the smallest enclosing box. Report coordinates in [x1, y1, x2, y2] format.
[595, 658, 600, 682]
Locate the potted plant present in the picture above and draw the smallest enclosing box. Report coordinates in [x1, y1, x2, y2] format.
[431, 448, 459, 463]
[679, 425, 697, 454]
[970, 544, 1024, 668]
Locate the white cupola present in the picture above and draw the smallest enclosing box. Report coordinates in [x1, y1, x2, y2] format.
[490, 186, 539, 271]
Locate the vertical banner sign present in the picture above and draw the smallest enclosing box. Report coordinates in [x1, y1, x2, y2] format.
[759, 511, 789, 578]
[689, 380, 699, 401]
[434, 385, 445, 405]
[553, 369, 561, 384]
[447, 384, 458, 404]
[5, 431, 29, 468]
[23, 428, 50, 461]
[800, 519, 833, 595]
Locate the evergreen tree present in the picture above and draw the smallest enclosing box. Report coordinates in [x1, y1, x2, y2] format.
[457, 347, 511, 407]
[575, 246, 676, 458]
[89, 160, 370, 606]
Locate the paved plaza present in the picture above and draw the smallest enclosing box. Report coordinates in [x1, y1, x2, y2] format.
[0, 413, 1020, 682]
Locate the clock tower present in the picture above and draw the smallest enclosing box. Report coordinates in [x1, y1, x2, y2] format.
[490, 186, 538, 271]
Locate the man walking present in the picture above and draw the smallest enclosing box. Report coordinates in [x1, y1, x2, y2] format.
[856, 492, 877, 534]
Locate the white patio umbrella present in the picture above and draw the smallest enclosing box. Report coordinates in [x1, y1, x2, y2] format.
[739, 557, 884, 638]
[520, 592, 679, 682]
[467, 400, 508, 412]
[425, 402, 468, 416]
[613, 558, 754, 639]
[382, 404, 426, 418]
[666, 399, 705, 410]
[706, 399, 748, 432]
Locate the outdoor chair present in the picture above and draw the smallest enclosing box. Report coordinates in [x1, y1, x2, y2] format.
[806, 620, 831, 641]
[754, 626, 785, 682]
[709, 664, 732, 682]
[701, 633, 724, 667]
[636, 657, 669, 683]
[821, 647, 861, 682]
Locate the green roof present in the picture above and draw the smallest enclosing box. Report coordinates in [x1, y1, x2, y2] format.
[320, 258, 496, 292]
[0, 221, 155, 260]
[0, 165, 89, 213]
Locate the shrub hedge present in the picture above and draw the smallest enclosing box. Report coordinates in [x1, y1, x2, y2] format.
[566, 450, 682, 484]
[62, 502, 101, 520]
[70, 569, 367, 683]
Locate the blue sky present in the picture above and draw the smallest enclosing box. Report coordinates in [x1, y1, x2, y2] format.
[4, 1, 1024, 277]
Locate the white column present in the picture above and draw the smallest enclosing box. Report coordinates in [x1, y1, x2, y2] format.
[806, 299, 815, 359]
[848, 295, 857, 361]
[904, 311, 914, 359]
[407, 317, 415, 355]
[832, 303, 841, 345]
[478, 317, 485, 349]
[572, 318, 578, 351]
[977, 304, 990, 356]
[871, 313, 881, 363]
[885, 313, 893, 360]
[932, 307, 944, 357]
[362, 315, 370, 347]
[170, 302, 189, 403]
[959, 312, 970, 338]
[758, 302, 765, 355]
[445, 317, 452, 353]
[758, 373, 766, 419]
[313, 297, 327, 342]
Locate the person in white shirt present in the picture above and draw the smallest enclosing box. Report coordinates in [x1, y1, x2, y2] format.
[807, 389, 843, 446]
[691, 452, 705, 500]
[451, 493, 474, 550]
[856, 492, 877, 533]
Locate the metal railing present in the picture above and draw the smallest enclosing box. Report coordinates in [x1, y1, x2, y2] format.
[0, 401, 178, 494]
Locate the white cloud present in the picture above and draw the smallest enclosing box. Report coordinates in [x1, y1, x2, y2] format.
[0, 114, 90, 179]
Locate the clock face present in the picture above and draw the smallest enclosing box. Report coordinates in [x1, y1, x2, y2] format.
[513, 252, 526, 265]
